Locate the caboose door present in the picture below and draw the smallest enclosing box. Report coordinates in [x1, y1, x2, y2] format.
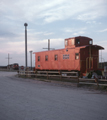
[93, 57, 98, 70]
[80, 49, 87, 74]
[86, 57, 93, 69]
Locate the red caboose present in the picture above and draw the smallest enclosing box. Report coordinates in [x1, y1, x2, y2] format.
[34, 36, 104, 76]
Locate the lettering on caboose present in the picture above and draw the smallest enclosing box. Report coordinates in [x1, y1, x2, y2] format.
[63, 54, 69, 59]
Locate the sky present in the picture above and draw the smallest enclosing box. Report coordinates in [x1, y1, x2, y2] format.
[0, 0, 107, 66]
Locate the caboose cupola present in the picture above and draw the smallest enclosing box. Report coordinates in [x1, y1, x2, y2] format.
[65, 36, 93, 48]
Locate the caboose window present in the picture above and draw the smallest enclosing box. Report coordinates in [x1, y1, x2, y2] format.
[71, 39, 74, 45]
[54, 55, 58, 61]
[45, 55, 48, 61]
[38, 56, 40, 61]
[89, 40, 92, 45]
[75, 53, 79, 59]
[76, 39, 80, 44]
[65, 40, 68, 46]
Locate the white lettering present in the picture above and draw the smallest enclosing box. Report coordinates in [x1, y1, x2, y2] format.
[63, 54, 69, 59]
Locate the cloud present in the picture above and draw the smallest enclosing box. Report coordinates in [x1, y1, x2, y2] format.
[76, 0, 107, 21]
[86, 21, 102, 25]
[0, 0, 107, 65]
[29, 30, 54, 36]
[0, 37, 64, 54]
[0, 0, 106, 42]
[0, 37, 64, 65]
[98, 29, 107, 33]
[0, 0, 66, 22]
[63, 27, 87, 36]
[77, 12, 99, 21]
[0, 0, 107, 24]
[39, 0, 107, 23]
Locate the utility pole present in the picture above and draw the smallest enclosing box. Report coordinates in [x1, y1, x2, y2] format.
[29, 50, 33, 70]
[24, 23, 28, 69]
[48, 39, 50, 51]
[6, 53, 12, 69]
[43, 39, 55, 50]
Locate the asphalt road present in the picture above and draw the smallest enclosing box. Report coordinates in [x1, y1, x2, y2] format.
[0, 71, 107, 120]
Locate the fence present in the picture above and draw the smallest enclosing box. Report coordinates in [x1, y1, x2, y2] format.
[18, 70, 78, 80]
[78, 78, 107, 86]
[18, 70, 107, 87]
[0, 69, 18, 72]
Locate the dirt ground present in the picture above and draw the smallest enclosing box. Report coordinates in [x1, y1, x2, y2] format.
[0, 71, 107, 120]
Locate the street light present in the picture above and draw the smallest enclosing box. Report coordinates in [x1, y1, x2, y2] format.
[29, 50, 33, 70]
[24, 23, 28, 69]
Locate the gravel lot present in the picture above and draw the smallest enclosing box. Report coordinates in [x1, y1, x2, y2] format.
[0, 71, 107, 120]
